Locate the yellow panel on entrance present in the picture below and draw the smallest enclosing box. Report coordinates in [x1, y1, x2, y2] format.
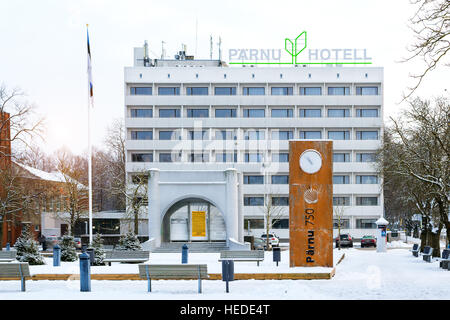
[191, 211, 206, 237]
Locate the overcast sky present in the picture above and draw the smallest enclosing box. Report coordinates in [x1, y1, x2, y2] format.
[0, 0, 448, 155]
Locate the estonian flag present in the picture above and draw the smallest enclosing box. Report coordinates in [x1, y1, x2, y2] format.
[87, 25, 93, 101]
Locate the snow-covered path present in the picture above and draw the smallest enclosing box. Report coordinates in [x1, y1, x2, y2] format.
[1, 248, 449, 300]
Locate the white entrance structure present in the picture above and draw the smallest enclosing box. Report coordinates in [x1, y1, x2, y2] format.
[145, 168, 247, 251]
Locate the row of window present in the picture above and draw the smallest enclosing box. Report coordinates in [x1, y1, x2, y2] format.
[130, 86, 379, 96]
[244, 218, 379, 230]
[130, 129, 379, 141]
[242, 174, 378, 185]
[130, 108, 380, 118]
[243, 196, 378, 206]
[131, 151, 376, 163]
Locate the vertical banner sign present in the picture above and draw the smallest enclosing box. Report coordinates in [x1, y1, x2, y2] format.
[191, 211, 206, 237]
[289, 141, 333, 267]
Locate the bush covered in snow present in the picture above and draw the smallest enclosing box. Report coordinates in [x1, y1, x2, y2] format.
[60, 235, 78, 262]
[116, 231, 142, 251]
[14, 225, 45, 265]
[90, 233, 106, 265]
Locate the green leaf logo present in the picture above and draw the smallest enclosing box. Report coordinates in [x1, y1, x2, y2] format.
[284, 31, 307, 64]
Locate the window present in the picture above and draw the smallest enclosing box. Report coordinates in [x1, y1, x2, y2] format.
[244, 197, 265, 206]
[328, 131, 350, 140]
[215, 109, 236, 118]
[356, 86, 378, 95]
[243, 109, 265, 118]
[272, 153, 289, 162]
[271, 87, 293, 95]
[215, 130, 236, 140]
[215, 87, 236, 95]
[189, 130, 209, 140]
[158, 87, 180, 95]
[186, 87, 208, 95]
[215, 153, 237, 163]
[131, 153, 153, 162]
[333, 153, 350, 162]
[159, 153, 173, 163]
[299, 131, 322, 139]
[271, 109, 293, 118]
[333, 219, 350, 229]
[328, 109, 350, 117]
[187, 109, 209, 118]
[333, 175, 350, 184]
[130, 109, 152, 118]
[130, 87, 152, 95]
[300, 87, 322, 95]
[243, 87, 265, 95]
[272, 219, 289, 229]
[159, 109, 180, 118]
[356, 131, 378, 140]
[131, 131, 153, 140]
[356, 109, 379, 117]
[356, 153, 376, 162]
[271, 175, 289, 184]
[159, 131, 178, 140]
[356, 175, 378, 184]
[244, 130, 265, 140]
[189, 153, 209, 163]
[328, 87, 350, 95]
[272, 130, 293, 140]
[356, 219, 377, 229]
[299, 109, 322, 118]
[356, 197, 378, 206]
[272, 197, 289, 206]
[245, 153, 263, 163]
[244, 218, 264, 229]
[333, 196, 350, 206]
[244, 175, 264, 184]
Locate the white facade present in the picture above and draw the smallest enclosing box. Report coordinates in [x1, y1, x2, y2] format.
[124, 48, 384, 241]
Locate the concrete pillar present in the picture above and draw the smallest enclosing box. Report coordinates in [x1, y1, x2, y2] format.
[148, 168, 161, 247]
[237, 171, 244, 242]
[225, 168, 239, 243]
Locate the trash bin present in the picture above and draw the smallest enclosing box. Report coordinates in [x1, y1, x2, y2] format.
[273, 247, 281, 266]
[81, 244, 87, 253]
[221, 260, 234, 293]
[182, 244, 188, 264]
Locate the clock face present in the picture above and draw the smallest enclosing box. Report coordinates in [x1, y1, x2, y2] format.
[299, 149, 323, 174]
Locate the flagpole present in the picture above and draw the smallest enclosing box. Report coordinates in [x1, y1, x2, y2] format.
[86, 24, 93, 245]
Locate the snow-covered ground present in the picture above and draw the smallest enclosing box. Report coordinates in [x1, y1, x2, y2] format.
[1, 246, 450, 300]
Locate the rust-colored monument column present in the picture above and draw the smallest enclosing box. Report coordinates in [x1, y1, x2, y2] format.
[289, 140, 333, 267]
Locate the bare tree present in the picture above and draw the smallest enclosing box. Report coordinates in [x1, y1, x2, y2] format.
[333, 205, 346, 250]
[402, 0, 450, 99]
[54, 148, 89, 236]
[260, 194, 287, 250]
[123, 172, 148, 235]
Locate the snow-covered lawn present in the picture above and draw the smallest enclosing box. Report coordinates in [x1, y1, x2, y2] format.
[1, 246, 450, 300]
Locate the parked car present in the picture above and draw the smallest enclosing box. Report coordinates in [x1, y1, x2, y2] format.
[335, 234, 353, 248]
[361, 235, 377, 248]
[45, 236, 60, 249]
[253, 237, 272, 251]
[260, 233, 280, 247]
[73, 237, 82, 250]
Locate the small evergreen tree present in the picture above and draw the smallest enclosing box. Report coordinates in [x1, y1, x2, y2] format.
[116, 231, 141, 251]
[60, 235, 78, 262]
[14, 225, 45, 265]
[91, 233, 105, 266]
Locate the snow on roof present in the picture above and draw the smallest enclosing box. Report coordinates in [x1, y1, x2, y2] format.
[13, 161, 87, 189]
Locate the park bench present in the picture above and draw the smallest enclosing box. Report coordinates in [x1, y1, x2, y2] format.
[0, 251, 17, 262]
[138, 264, 209, 293]
[103, 250, 149, 266]
[411, 244, 419, 257]
[439, 249, 450, 270]
[0, 262, 31, 292]
[219, 250, 265, 266]
[422, 246, 433, 262]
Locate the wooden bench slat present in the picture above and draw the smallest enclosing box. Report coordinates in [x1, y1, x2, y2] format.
[0, 263, 31, 278]
[138, 264, 208, 279]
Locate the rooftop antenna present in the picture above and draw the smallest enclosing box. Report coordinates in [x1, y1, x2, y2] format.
[161, 41, 166, 59]
[143, 40, 150, 66]
[210, 35, 213, 60]
[217, 36, 222, 61]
